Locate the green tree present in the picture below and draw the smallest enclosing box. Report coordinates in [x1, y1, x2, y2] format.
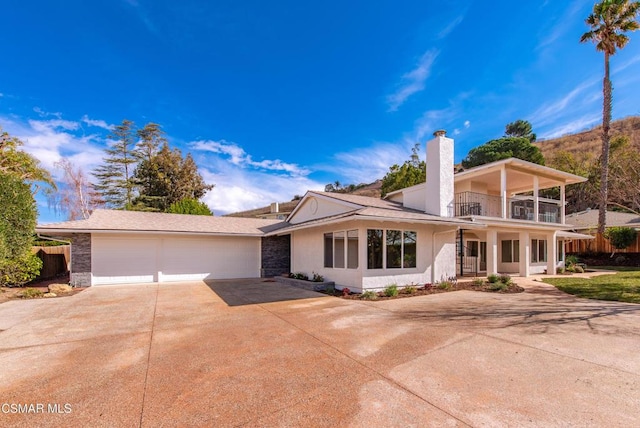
[604, 226, 638, 256]
[581, 0, 640, 234]
[547, 150, 600, 213]
[0, 174, 42, 286]
[505, 119, 536, 142]
[167, 198, 214, 215]
[93, 120, 138, 208]
[132, 143, 214, 212]
[381, 144, 426, 196]
[461, 137, 545, 169]
[0, 126, 54, 192]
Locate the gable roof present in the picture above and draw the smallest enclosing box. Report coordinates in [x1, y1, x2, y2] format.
[286, 190, 405, 221]
[566, 210, 640, 230]
[37, 209, 286, 236]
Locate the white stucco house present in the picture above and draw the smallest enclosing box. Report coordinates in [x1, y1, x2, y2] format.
[37, 131, 588, 292]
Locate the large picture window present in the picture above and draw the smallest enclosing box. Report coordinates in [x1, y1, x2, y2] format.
[324, 230, 358, 269]
[531, 239, 547, 263]
[367, 229, 383, 269]
[501, 240, 520, 263]
[367, 229, 417, 270]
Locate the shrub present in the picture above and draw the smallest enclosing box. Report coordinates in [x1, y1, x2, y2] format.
[566, 265, 576, 273]
[565, 255, 579, 268]
[404, 285, 417, 294]
[438, 281, 452, 290]
[615, 255, 627, 265]
[0, 252, 43, 287]
[325, 284, 335, 294]
[312, 272, 324, 282]
[360, 290, 378, 300]
[604, 227, 638, 253]
[573, 265, 584, 273]
[499, 274, 512, 285]
[292, 272, 308, 281]
[167, 198, 213, 216]
[489, 282, 508, 291]
[487, 274, 499, 284]
[19, 287, 43, 299]
[472, 278, 484, 286]
[384, 284, 399, 297]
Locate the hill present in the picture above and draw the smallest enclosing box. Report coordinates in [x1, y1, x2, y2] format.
[536, 116, 640, 159]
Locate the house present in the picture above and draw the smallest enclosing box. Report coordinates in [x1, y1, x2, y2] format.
[564, 210, 640, 253]
[225, 201, 300, 220]
[37, 131, 589, 291]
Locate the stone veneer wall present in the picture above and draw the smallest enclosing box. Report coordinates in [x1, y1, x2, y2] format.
[261, 235, 290, 277]
[70, 233, 92, 287]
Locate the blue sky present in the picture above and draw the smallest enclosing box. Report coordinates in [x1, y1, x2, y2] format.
[2, 0, 640, 222]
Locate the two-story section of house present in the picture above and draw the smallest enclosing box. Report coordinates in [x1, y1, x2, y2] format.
[386, 142, 587, 278]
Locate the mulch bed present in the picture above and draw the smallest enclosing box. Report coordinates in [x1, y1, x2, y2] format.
[0, 273, 85, 303]
[320, 280, 524, 301]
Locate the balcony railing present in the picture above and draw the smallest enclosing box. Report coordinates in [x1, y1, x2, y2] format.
[452, 191, 561, 223]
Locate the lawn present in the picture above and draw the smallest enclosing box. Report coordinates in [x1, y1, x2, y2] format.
[543, 267, 640, 304]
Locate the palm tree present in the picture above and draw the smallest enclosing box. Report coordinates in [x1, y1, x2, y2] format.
[581, 0, 640, 234]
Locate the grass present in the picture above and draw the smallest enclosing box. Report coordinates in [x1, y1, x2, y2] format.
[543, 267, 640, 304]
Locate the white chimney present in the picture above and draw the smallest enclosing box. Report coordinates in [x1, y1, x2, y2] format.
[425, 130, 454, 217]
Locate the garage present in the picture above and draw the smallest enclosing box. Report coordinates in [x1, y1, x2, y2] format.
[35, 209, 285, 287]
[92, 234, 261, 285]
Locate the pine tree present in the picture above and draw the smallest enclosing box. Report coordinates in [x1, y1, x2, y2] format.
[93, 120, 138, 208]
[135, 122, 166, 162]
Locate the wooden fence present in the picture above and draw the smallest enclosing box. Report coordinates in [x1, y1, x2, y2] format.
[565, 233, 640, 254]
[31, 245, 70, 280]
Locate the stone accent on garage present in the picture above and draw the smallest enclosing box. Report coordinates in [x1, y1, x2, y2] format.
[70, 233, 92, 287]
[261, 235, 290, 277]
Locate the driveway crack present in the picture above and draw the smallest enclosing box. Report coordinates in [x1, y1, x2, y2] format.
[138, 283, 160, 428]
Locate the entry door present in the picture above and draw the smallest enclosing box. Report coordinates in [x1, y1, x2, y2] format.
[479, 241, 487, 271]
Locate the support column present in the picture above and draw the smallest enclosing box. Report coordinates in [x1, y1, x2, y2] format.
[533, 176, 539, 222]
[519, 231, 530, 277]
[486, 229, 498, 276]
[500, 167, 507, 219]
[560, 184, 566, 224]
[547, 231, 557, 275]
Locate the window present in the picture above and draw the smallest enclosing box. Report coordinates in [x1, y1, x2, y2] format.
[531, 239, 547, 263]
[367, 229, 383, 269]
[347, 230, 359, 269]
[367, 229, 417, 269]
[501, 240, 520, 263]
[403, 231, 417, 268]
[325, 230, 358, 269]
[467, 241, 479, 257]
[386, 230, 402, 268]
[324, 233, 333, 268]
[334, 231, 345, 268]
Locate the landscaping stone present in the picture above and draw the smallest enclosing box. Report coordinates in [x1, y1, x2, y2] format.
[43, 292, 57, 298]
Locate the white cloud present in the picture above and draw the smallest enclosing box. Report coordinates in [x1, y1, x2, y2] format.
[328, 142, 417, 184]
[437, 14, 465, 39]
[530, 77, 599, 127]
[387, 49, 439, 112]
[191, 139, 310, 176]
[541, 114, 600, 139]
[199, 166, 323, 215]
[0, 116, 105, 178]
[537, 0, 590, 50]
[82, 115, 113, 130]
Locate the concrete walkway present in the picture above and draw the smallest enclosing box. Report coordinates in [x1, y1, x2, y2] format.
[0, 278, 639, 427]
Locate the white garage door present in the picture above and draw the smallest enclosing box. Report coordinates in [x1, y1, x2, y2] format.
[161, 236, 260, 282]
[91, 235, 260, 285]
[93, 237, 159, 285]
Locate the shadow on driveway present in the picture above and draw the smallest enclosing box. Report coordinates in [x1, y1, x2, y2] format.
[204, 278, 327, 306]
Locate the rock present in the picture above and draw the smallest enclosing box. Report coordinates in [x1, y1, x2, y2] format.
[48, 284, 73, 294]
[43, 292, 57, 298]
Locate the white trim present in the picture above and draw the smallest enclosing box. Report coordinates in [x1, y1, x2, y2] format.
[286, 191, 363, 222]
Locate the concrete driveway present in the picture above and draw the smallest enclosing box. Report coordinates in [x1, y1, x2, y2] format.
[0, 278, 639, 427]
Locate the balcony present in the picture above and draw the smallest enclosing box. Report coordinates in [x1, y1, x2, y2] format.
[452, 191, 561, 223]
